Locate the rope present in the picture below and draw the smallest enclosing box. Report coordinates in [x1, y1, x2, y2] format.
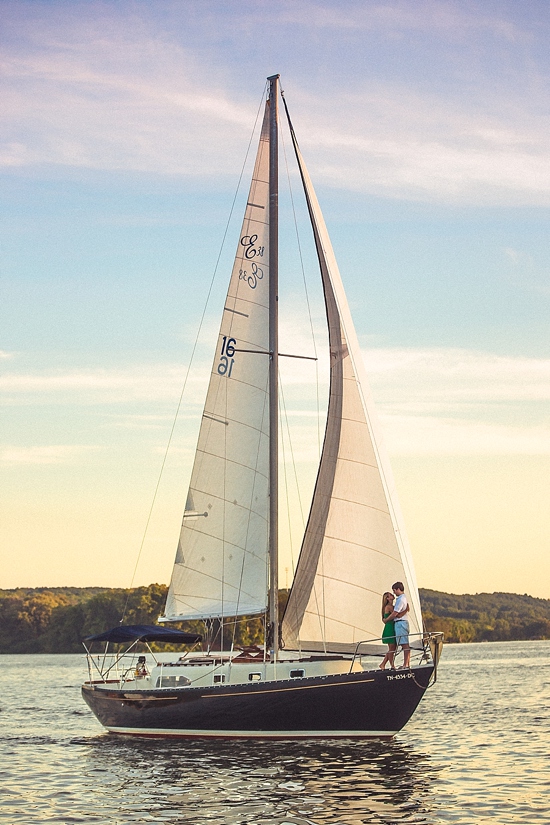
[280, 108, 322, 456]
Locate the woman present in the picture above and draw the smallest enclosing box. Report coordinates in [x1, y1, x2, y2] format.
[379, 591, 397, 670]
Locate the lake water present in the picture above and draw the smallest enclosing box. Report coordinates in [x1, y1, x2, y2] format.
[0, 641, 548, 824]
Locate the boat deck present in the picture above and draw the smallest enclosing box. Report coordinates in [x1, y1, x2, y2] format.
[86, 649, 431, 691]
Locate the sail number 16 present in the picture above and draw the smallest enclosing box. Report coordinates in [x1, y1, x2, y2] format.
[218, 336, 236, 377]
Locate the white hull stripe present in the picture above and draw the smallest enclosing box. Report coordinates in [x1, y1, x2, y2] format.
[106, 727, 397, 739]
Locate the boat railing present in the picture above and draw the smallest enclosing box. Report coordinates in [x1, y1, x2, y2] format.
[83, 644, 232, 686]
[349, 631, 444, 680]
[82, 640, 157, 685]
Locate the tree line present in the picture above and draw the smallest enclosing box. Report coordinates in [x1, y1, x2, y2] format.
[420, 588, 550, 643]
[0, 584, 548, 653]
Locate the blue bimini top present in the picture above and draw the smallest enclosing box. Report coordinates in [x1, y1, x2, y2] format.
[83, 624, 201, 644]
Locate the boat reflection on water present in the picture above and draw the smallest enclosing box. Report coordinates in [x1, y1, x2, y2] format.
[81, 735, 441, 823]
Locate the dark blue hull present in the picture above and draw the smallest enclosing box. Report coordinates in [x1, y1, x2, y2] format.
[82, 665, 433, 738]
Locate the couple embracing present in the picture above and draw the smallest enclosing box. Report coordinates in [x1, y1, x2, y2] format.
[380, 581, 411, 670]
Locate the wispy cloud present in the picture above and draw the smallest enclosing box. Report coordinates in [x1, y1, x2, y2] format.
[1, 31, 260, 176]
[106, 413, 175, 430]
[364, 347, 550, 404]
[0, 445, 97, 465]
[2, 3, 550, 204]
[291, 86, 550, 204]
[0, 348, 550, 461]
[276, 0, 528, 40]
[366, 347, 550, 455]
[3, 348, 549, 433]
[0, 364, 209, 405]
[380, 415, 550, 456]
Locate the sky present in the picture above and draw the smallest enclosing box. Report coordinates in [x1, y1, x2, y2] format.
[1, 0, 550, 598]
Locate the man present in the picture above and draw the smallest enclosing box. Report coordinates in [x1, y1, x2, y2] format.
[390, 581, 410, 668]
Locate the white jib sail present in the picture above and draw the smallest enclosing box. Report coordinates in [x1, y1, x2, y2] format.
[282, 122, 423, 651]
[163, 105, 271, 621]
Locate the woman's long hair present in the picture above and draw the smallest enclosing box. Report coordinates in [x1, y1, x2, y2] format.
[381, 591, 394, 619]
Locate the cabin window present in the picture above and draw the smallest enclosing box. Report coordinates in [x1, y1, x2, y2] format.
[248, 672, 262, 681]
[155, 675, 190, 688]
[290, 669, 305, 678]
[213, 674, 226, 683]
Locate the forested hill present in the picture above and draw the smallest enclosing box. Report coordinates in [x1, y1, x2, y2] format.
[0, 584, 549, 653]
[420, 589, 550, 643]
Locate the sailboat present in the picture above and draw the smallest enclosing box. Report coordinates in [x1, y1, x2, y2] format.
[82, 76, 442, 739]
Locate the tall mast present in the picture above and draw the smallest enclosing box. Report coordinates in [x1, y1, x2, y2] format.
[268, 74, 279, 661]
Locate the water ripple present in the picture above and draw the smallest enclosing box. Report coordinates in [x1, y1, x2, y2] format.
[0, 642, 549, 823]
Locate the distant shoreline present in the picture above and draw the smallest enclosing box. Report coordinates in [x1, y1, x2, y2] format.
[1, 584, 549, 653]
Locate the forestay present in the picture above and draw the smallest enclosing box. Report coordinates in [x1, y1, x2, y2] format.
[163, 105, 272, 621]
[282, 115, 423, 652]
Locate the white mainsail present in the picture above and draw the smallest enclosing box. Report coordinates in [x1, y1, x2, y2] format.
[282, 115, 423, 651]
[163, 104, 272, 621]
